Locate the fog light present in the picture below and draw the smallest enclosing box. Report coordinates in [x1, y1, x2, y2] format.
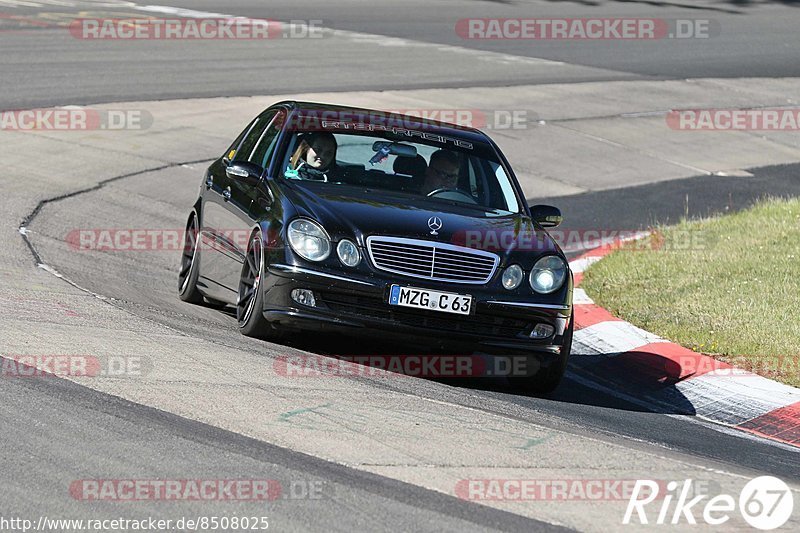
[529, 323, 555, 339]
[291, 289, 316, 307]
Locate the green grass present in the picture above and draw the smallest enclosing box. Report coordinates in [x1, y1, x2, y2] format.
[582, 197, 800, 387]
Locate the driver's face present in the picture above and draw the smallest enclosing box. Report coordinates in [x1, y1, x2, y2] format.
[426, 160, 459, 190]
[305, 138, 336, 169]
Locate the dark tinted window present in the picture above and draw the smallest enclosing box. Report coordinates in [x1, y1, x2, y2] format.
[250, 110, 285, 169]
[232, 110, 276, 163]
[224, 118, 256, 161]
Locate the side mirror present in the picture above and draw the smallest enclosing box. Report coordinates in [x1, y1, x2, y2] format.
[530, 204, 562, 228]
[225, 161, 264, 185]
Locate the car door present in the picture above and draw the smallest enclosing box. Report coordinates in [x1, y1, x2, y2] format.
[238, 108, 286, 240]
[199, 112, 273, 300]
[210, 109, 285, 296]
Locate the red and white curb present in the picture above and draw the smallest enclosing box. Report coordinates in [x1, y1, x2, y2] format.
[568, 242, 800, 448]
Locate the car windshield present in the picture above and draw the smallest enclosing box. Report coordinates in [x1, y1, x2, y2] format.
[280, 130, 521, 216]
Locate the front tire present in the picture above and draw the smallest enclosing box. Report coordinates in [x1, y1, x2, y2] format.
[237, 230, 280, 340]
[178, 213, 204, 304]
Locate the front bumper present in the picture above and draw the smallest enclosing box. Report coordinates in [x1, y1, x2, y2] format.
[263, 264, 572, 356]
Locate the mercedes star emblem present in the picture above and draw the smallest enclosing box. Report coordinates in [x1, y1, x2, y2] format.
[428, 216, 443, 235]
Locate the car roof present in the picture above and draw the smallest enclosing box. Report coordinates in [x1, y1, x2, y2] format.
[274, 100, 491, 145]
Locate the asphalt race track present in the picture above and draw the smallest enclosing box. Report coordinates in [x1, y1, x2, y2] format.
[1, 1, 800, 531]
[3, 0, 800, 109]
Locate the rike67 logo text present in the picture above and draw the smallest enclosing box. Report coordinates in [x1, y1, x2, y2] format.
[624, 476, 794, 529]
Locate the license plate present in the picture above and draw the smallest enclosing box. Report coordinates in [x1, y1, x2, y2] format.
[389, 285, 473, 315]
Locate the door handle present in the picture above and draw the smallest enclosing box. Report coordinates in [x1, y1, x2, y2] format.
[222, 187, 232, 201]
[205, 176, 213, 189]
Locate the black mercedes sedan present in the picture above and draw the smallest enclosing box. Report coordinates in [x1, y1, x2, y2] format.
[178, 101, 573, 392]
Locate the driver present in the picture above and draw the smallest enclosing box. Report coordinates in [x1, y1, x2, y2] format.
[289, 132, 341, 181]
[421, 150, 460, 195]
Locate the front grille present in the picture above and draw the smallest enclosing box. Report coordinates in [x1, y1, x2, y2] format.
[366, 236, 498, 284]
[321, 292, 530, 338]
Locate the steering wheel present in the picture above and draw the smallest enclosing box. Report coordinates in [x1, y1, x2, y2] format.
[426, 188, 478, 204]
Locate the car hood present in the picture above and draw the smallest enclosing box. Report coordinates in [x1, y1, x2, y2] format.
[279, 181, 561, 263]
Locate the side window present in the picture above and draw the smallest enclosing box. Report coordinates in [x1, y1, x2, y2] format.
[492, 162, 519, 213]
[232, 110, 276, 163]
[224, 118, 257, 162]
[250, 110, 285, 170]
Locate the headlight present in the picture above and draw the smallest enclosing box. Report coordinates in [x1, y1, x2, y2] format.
[529, 255, 567, 294]
[287, 218, 331, 262]
[501, 264, 523, 290]
[337, 239, 361, 267]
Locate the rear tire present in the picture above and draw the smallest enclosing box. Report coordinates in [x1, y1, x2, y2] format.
[237, 230, 281, 340]
[510, 313, 573, 394]
[178, 213, 204, 304]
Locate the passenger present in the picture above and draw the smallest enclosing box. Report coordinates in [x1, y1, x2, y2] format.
[421, 150, 460, 195]
[289, 132, 341, 181]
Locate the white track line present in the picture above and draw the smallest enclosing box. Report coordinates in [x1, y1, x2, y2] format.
[573, 320, 667, 356]
[132, 4, 567, 68]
